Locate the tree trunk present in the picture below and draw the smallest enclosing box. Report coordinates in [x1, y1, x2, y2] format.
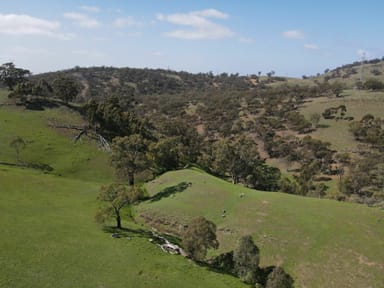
[116, 211, 122, 229]
[128, 172, 135, 186]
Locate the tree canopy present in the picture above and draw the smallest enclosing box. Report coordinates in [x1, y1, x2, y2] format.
[52, 76, 80, 103]
[95, 183, 143, 229]
[233, 235, 261, 284]
[0, 62, 30, 90]
[110, 134, 150, 186]
[182, 216, 219, 261]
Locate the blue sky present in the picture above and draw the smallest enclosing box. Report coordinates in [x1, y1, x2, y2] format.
[0, 0, 383, 77]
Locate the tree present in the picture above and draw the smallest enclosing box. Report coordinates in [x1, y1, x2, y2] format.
[84, 96, 153, 141]
[182, 216, 219, 261]
[110, 134, 150, 186]
[10, 136, 26, 164]
[310, 113, 321, 129]
[233, 235, 260, 284]
[95, 183, 143, 229]
[266, 266, 294, 288]
[156, 118, 201, 165]
[212, 136, 262, 184]
[149, 137, 181, 173]
[0, 62, 30, 90]
[364, 78, 384, 91]
[52, 76, 80, 103]
[330, 81, 344, 97]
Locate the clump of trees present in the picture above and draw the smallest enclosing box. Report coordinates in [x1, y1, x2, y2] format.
[349, 114, 384, 150]
[209, 235, 293, 287]
[52, 76, 81, 103]
[204, 136, 281, 191]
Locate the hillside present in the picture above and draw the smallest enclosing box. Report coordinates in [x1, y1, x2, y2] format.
[0, 98, 246, 288]
[138, 168, 384, 288]
[1, 100, 382, 287]
[1, 57, 384, 288]
[4, 59, 383, 204]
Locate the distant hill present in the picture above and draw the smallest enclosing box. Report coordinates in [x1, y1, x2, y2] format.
[15, 58, 384, 203]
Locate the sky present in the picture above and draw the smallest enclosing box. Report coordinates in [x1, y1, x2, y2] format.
[0, 0, 383, 77]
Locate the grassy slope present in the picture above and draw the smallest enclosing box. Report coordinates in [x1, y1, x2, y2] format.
[0, 104, 114, 182]
[300, 90, 384, 151]
[0, 98, 245, 288]
[0, 167, 244, 288]
[138, 168, 384, 288]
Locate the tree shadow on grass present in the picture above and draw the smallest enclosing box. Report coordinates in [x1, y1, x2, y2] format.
[102, 226, 153, 239]
[149, 181, 191, 203]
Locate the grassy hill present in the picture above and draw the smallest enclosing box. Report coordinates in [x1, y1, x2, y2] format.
[0, 99, 246, 288]
[300, 89, 384, 151]
[2, 57, 384, 287]
[138, 168, 384, 288]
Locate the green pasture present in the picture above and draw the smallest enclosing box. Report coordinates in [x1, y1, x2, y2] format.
[139, 168, 384, 288]
[0, 103, 113, 183]
[0, 166, 244, 288]
[0, 100, 245, 288]
[300, 90, 384, 151]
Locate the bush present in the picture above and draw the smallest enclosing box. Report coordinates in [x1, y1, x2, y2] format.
[266, 266, 294, 288]
[182, 217, 219, 261]
[364, 78, 384, 91]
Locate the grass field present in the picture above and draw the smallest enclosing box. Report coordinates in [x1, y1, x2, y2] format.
[138, 168, 384, 288]
[0, 103, 114, 182]
[0, 166, 246, 288]
[1, 87, 384, 287]
[0, 101, 246, 288]
[300, 90, 384, 151]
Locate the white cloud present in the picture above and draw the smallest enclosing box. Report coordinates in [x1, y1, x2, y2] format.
[0, 14, 62, 37]
[304, 43, 319, 50]
[239, 37, 255, 43]
[282, 30, 305, 39]
[193, 9, 228, 19]
[156, 9, 234, 40]
[357, 49, 369, 58]
[113, 16, 143, 28]
[79, 6, 100, 13]
[64, 12, 100, 28]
